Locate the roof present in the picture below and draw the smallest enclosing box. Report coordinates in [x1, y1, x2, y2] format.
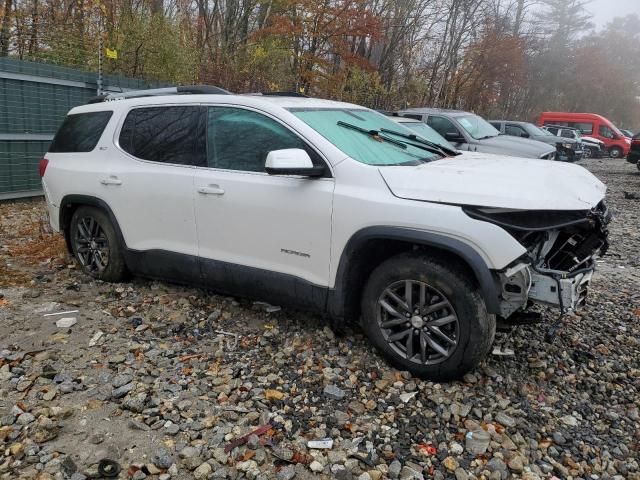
[69, 92, 365, 115]
[400, 107, 471, 116]
[391, 116, 421, 123]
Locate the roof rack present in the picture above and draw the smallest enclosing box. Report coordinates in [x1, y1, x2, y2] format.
[88, 85, 231, 103]
[259, 91, 309, 98]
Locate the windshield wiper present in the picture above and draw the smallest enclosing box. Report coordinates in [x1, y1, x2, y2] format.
[379, 128, 457, 156]
[337, 121, 407, 149]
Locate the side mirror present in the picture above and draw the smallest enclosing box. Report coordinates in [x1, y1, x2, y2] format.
[265, 149, 325, 177]
[444, 132, 464, 143]
[520, 132, 529, 138]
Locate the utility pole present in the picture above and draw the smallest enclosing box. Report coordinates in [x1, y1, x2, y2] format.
[97, 33, 103, 95]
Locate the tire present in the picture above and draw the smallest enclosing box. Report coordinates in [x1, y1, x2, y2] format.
[361, 251, 495, 381]
[70, 206, 127, 282]
[583, 148, 592, 159]
[609, 147, 623, 159]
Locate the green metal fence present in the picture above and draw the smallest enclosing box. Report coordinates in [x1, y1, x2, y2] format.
[0, 58, 159, 199]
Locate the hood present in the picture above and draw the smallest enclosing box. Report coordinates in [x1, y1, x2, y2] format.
[379, 154, 606, 211]
[582, 136, 604, 146]
[473, 135, 555, 158]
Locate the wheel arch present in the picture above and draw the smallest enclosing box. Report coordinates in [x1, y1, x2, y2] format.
[59, 195, 127, 255]
[327, 227, 501, 325]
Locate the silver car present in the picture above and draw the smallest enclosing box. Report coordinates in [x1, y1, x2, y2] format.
[398, 108, 557, 160]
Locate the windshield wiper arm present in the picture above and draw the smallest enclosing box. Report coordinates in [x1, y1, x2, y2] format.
[379, 128, 457, 156]
[337, 121, 407, 149]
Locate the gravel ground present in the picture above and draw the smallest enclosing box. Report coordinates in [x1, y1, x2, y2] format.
[0, 158, 638, 480]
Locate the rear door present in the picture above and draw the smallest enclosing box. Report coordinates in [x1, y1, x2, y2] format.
[193, 106, 335, 307]
[103, 105, 204, 281]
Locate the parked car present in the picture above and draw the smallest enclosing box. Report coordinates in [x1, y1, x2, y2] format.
[542, 125, 604, 159]
[41, 87, 610, 380]
[627, 132, 640, 168]
[490, 120, 583, 162]
[538, 112, 631, 159]
[389, 116, 460, 154]
[620, 129, 634, 139]
[397, 108, 557, 160]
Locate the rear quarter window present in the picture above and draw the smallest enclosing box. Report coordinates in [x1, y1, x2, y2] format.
[49, 111, 113, 153]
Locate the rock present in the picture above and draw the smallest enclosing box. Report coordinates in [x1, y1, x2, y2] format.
[112, 373, 134, 388]
[17, 412, 35, 425]
[153, 450, 174, 469]
[309, 460, 324, 472]
[277, 465, 296, 480]
[560, 414, 580, 427]
[265, 389, 284, 401]
[179, 446, 199, 458]
[246, 433, 260, 449]
[494, 412, 516, 428]
[443, 456, 459, 471]
[389, 460, 402, 479]
[324, 384, 345, 400]
[454, 468, 469, 480]
[193, 462, 212, 479]
[112, 382, 135, 399]
[508, 455, 524, 472]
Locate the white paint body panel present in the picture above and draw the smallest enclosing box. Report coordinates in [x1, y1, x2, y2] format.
[379, 156, 605, 211]
[42, 93, 606, 291]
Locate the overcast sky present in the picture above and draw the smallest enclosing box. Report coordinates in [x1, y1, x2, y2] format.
[587, 0, 640, 29]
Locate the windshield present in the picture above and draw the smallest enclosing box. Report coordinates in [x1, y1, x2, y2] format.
[399, 122, 456, 151]
[290, 108, 441, 166]
[456, 114, 500, 140]
[526, 123, 553, 137]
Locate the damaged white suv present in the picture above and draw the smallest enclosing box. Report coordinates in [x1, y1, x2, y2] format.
[40, 87, 610, 380]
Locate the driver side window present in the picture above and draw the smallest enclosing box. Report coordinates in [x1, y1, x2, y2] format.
[598, 125, 614, 139]
[207, 107, 319, 172]
[505, 125, 526, 137]
[427, 116, 461, 139]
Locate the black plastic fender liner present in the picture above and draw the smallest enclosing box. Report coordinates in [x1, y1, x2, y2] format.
[59, 194, 128, 255]
[327, 226, 501, 320]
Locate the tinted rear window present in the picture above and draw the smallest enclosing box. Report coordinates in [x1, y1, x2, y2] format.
[49, 111, 113, 153]
[118, 106, 205, 166]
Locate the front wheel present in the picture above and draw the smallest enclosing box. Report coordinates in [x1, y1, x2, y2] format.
[361, 252, 495, 381]
[609, 146, 623, 159]
[70, 206, 127, 282]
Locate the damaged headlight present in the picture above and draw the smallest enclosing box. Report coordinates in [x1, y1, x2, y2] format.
[464, 202, 610, 273]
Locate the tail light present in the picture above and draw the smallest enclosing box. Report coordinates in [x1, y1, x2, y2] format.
[39, 158, 49, 177]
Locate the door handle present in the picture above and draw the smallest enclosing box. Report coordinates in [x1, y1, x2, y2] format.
[197, 185, 225, 196]
[100, 176, 122, 186]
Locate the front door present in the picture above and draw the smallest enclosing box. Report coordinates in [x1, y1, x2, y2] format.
[193, 106, 335, 308]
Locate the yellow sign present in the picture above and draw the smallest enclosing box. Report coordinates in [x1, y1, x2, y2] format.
[105, 48, 118, 60]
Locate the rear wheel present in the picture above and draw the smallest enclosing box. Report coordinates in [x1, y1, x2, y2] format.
[70, 206, 127, 282]
[361, 252, 495, 381]
[609, 146, 623, 159]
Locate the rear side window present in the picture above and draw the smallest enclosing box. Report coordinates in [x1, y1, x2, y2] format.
[49, 111, 113, 152]
[119, 106, 205, 166]
[570, 122, 593, 134]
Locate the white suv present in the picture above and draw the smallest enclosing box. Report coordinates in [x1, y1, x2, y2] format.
[40, 87, 610, 380]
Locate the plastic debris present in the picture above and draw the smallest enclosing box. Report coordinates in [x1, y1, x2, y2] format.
[399, 391, 418, 403]
[88, 331, 104, 346]
[55, 317, 77, 328]
[43, 310, 79, 317]
[307, 438, 334, 449]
